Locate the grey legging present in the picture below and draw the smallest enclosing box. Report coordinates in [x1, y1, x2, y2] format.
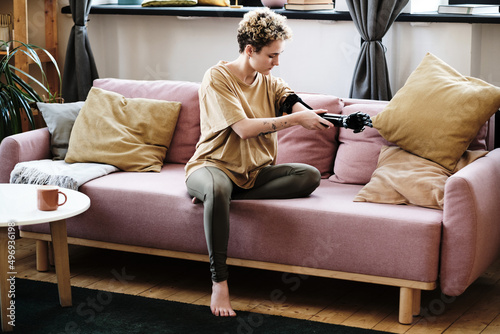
[186, 163, 321, 282]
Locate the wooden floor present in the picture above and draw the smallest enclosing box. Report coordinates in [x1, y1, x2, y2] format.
[13, 237, 500, 334]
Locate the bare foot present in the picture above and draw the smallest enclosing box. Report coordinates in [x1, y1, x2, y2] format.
[211, 280, 236, 317]
[192, 197, 202, 204]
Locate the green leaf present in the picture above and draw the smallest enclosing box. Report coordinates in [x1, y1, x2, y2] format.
[0, 40, 61, 142]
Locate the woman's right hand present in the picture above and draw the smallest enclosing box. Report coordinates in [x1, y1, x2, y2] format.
[295, 109, 332, 130]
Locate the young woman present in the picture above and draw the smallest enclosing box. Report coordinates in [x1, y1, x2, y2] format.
[185, 8, 370, 317]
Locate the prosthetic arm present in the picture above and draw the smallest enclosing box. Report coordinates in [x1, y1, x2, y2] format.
[278, 94, 372, 133]
[319, 112, 373, 133]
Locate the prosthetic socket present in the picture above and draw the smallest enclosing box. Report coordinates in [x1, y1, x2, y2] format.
[278, 94, 373, 133]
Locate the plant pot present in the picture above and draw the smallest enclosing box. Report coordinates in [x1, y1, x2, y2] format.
[261, 0, 287, 8]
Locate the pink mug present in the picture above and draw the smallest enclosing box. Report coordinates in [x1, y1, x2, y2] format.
[37, 185, 67, 211]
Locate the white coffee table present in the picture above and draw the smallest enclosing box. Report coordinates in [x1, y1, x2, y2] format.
[0, 184, 90, 332]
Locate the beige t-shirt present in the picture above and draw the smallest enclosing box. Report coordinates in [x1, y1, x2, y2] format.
[185, 61, 292, 189]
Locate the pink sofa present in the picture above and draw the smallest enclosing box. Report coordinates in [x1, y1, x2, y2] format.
[2, 78, 500, 324]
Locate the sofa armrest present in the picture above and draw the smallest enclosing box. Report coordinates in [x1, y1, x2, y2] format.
[440, 148, 500, 296]
[0, 128, 52, 183]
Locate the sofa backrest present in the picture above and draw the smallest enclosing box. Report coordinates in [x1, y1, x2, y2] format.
[92, 79, 492, 184]
[331, 100, 393, 184]
[276, 93, 344, 178]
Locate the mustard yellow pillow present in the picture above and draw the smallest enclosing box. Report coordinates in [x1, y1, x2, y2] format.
[354, 146, 487, 209]
[65, 87, 181, 172]
[373, 53, 500, 171]
[198, 0, 229, 6]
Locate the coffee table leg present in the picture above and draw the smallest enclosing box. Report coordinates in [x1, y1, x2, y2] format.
[0, 227, 13, 332]
[50, 220, 72, 307]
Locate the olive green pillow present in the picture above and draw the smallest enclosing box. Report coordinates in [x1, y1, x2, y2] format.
[373, 53, 500, 171]
[65, 87, 181, 172]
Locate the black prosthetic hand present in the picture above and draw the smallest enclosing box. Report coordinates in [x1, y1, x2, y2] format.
[278, 94, 372, 133]
[319, 112, 372, 133]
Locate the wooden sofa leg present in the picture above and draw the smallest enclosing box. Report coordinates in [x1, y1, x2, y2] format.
[36, 240, 49, 272]
[399, 287, 420, 324]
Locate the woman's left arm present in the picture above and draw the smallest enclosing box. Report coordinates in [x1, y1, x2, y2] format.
[231, 109, 331, 140]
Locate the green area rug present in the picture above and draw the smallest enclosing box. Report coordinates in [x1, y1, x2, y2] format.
[12, 278, 389, 333]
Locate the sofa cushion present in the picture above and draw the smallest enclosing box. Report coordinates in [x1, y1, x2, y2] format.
[353, 146, 487, 209]
[329, 103, 393, 184]
[65, 87, 181, 172]
[37, 101, 85, 160]
[330, 101, 490, 186]
[277, 93, 343, 178]
[373, 52, 500, 171]
[93, 79, 201, 164]
[20, 166, 443, 283]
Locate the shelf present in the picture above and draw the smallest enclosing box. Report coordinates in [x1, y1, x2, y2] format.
[12, 0, 59, 93]
[0, 47, 55, 60]
[61, 5, 500, 24]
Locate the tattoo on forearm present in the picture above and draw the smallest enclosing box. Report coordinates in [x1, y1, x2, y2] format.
[258, 131, 275, 136]
[258, 119, 286, 137]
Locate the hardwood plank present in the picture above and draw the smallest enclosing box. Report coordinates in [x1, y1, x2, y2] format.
[12, 239, 35, 260]
[168, 287, 209, 304]
[15, 237, 37, 249]
[84, 269, 160, 296]
[341, 286, 397, 329]
[482, 313, 500, 334]
[13, 238, 500, 334]
[406, 282, 489, 334]
[224, 280, 275, 313]
[373, 311, 417, 334]
[276, 276, 354, 320]
[310, 282, 375, 325]
[443, 284, 500, 333]
[237, 272, 340, 319]
[154, 270, 210, 304]
[278, 299, 331, 320]
[140, 282, 187, 301]
[14, 254, 58, 283]
[138, 267, 199, 301]
[251, 297, 296, 316]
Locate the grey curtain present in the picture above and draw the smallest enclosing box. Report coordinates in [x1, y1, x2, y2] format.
[346, 0, 409, 100]
[62, 0, 99, 102]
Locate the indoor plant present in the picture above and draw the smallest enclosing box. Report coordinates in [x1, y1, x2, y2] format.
[0, 40, 61, 142]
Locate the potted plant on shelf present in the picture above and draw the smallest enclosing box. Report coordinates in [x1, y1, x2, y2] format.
[0, 40, 61, 142]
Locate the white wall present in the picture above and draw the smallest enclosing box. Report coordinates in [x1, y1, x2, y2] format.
[85, 14, 361, 96]
[54, 7, 500, 98]
[478, 24, 500, 87]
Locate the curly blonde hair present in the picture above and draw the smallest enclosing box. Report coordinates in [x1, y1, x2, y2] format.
[237, 8, 293, 54]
